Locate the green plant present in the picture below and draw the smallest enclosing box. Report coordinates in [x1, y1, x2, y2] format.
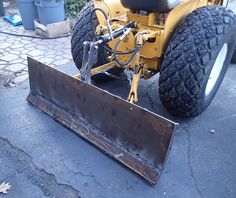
[65, 0, 89, 17]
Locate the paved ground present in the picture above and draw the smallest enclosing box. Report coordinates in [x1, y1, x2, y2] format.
[0, 14, 72, 88]
[0, 60, 236, 197]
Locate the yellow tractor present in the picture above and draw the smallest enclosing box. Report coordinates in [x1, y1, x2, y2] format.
[71, 0, 236, 117]
[27, 0, 236, 184]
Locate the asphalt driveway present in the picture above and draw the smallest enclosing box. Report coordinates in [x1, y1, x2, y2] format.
[0, 62, 236, 198]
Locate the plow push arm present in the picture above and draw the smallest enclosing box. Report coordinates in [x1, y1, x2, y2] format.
[80, 22, 136, 83]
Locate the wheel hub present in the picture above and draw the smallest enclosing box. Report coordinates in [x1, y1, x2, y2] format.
[205, 43, 228, 96]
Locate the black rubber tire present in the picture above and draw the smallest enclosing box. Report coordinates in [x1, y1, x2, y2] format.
[159, 6, 236, 118]
[232, 47, 236, 63]
[71, 1, 123, 81]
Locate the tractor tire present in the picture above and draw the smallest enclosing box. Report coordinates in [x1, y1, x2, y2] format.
[159, 6, 236, 118]
[71, 1, 123, 81]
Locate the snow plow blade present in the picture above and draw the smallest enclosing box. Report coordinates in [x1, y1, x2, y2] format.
[27, 58, 178, 184]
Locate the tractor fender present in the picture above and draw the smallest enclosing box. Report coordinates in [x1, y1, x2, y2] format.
[161, 0, 208, 53]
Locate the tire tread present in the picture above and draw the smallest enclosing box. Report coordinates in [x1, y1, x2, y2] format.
[159, 6, 236, 117]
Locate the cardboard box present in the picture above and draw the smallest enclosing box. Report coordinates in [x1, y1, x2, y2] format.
[34, 19, 71, 38]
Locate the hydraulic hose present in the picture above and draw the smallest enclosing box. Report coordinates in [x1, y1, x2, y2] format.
[90, 7, 111, 39]
[90, 7, 138, 66]
[104, 46, 136, 55]
[113, 38, 139, 67]
[0, 30, 71, 39]
[113, 28, 140, 67]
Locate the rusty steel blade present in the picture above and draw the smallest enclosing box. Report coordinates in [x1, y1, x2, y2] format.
[26, 57, 178, 184]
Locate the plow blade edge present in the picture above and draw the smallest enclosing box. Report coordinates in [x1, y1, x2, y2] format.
[27, 58, 178, 184]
